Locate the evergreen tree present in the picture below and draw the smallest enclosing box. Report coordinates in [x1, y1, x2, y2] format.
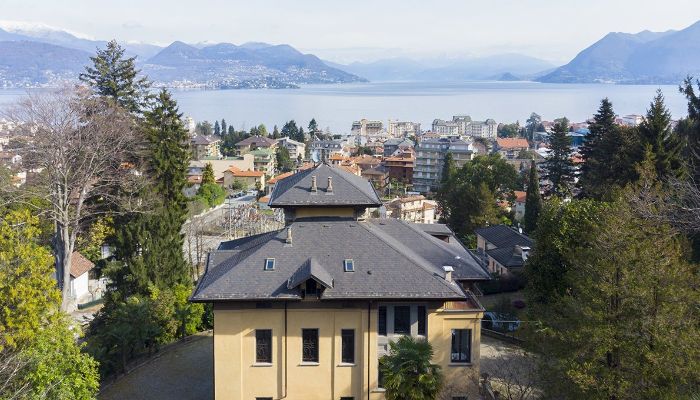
[202, 162, 216, 185]
[214, 120, 221, 136]
[273, 125, 280, 139]
[544, 118, 575, 197]
[281, 120, 299, 141]
[638, 90, 683, 178]
[196, 121, 213, 136]
[525, 112, 542, 141]
[221, 119, 227, 136]
[440, 152, 456, 186]
[308, 118, 318, 133]
[79, 40, 152, 114]
[276, 146, 294, 173]
[679, 77, 700, 180]
[523, 159, 542, 233]
[526, 173, 700, 398]
[579, 99, 638, 199]
[227, 125, 235, 135]
[298, 127, 305, 143]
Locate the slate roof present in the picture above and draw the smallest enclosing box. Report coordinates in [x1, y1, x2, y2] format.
[415, 223, 453, 236]
[487, 247, 526, 269]
[191, 135, 219, 145]
[474, 225, 532, 248]
[288, 258, 334, 289]
[268, 163, 381, 208]
[191, 217, 489, 302]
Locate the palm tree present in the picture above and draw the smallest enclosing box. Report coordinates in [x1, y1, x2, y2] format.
[379, 336, 443, 400]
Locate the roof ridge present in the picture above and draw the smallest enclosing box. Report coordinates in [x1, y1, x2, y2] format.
[325, 163, 382, 203]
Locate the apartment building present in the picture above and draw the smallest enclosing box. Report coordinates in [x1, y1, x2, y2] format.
[387, 120, 421, 138]
[351, 119, 384, 136]
[191, 163, 490, 400]
[412, 138, 474, 193]
[277, 137, 306, 160]
[468, 119, 498, 139]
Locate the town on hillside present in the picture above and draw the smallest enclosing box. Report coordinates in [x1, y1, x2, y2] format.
[1, 8, 699, 400]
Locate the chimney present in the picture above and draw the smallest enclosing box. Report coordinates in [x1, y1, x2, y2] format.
[286, 227, 293, 245]
[327, 176, 333, 192]
[442, 265, 454, 283]
[311, 176, 317, 192]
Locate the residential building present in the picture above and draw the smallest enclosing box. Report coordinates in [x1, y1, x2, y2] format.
[223, 166, 266, 191]
[310, 139, 345, 162]
[495, 138, 530, 160]
[184, 116, 196, 136]
[190, 135, 221, 159]
[361, 166, 389, 190]
[475, 225, 533, 275]
[413, 138, 474, 193]
[386, 195, 437, 224]
[513, 190, 527, 221]
[351, 119, 383, 136]
[68, 252, 94, 305]
[191, 163, 490, 400]
[468, 119, 498, 139]
[384, 153, 415, 184]
[187, 155, 255, 183]
[387, 120, 421, 138]
[250, 148, 276, 176]
[277, 137, 306, 160]
[621, 114, 644, 127]
[353, 154, 382, 172]
[365, 141, 384, 155]
[235, 136, 278, 156]
[431, 118, 461, 136]
[383, 138, 414, 157]
[266, 171, 295, 194]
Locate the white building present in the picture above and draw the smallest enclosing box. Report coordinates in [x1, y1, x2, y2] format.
[350, 119, 383, 136]
[387, 120, 421, 138]
[468, 119, 498, 139]
[277, 137, 306, 160]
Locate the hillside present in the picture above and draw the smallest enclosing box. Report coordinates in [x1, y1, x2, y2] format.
[0, 40, 91, 87]
[538, 20, 700, 84]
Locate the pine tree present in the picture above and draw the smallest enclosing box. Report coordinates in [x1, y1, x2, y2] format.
[308, 118, 318, 133]
[638, 90, 684, 178]
[523, 159, 542, 233]
[544, 118, 575, 197]
[273, 125, 280, 139]
[276, 146, 294, 172]
[221, 119, 227, 136]
[525, 112, 542, 141]
[214, 120, 221, 136]
[281, 120, 299, 141]
[79, 40, 152, 114]
[440, 152, 456, 186]
[202, 162, 215, 185]
[227, 125, 235, 135]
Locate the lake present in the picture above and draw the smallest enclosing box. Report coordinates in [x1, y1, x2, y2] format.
[0, 81, 690, 132]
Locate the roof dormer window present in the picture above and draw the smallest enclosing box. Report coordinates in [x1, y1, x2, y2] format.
[264, 258, 275, 271]
[343, 259, 355, 272]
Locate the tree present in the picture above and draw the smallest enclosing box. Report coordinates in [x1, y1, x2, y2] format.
[0, 208, 99, 398]
[379, 336, 443, 400]
[214, 120, 221, 136]
[526, 170, 700, 398]
[308, 118, 318, 133]
[276, 146, 294, 173]
[4, 88, 142, 311]
[79, 40, 152, 114]
[440, 152, 456, 187]
[679, 77, 700, 181]
[637, 90, 684, 178]
[221, 119, 227, 136]
[525, 112, 541, 141]
[202, 162, 216, 185]
[438, 154, 518, 242]
[543, 118, 575, 197]
[282, 120, 300, 142]
[195, 120, 213, 136]
[498, 122, 521, 138]
[257, 124, 268, 137]
[578, 98, 638, 199]
[523, 160, 542, 233]
[272, 125, 280, 139]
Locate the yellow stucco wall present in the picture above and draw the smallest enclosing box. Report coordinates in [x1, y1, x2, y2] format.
[212, 301, 482, 400]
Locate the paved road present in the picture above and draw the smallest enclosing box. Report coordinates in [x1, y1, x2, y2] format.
[99, 333, 213, 400]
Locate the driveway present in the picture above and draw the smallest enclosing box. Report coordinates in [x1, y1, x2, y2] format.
[99, 333, 213, 400]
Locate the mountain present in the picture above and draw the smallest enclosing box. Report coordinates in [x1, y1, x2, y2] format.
[0, 22, 162, 59]
[538, 20, 700, 84]
[333, 54, 555, 82]
[0, 40, 91, 86]
[143, 41, 365, 88]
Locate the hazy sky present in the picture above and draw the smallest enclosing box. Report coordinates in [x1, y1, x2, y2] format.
[2, 0, 700, 63]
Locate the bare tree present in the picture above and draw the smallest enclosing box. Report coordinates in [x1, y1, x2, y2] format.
[2, 88, 145, 311]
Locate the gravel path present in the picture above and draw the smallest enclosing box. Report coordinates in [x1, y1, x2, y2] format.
[99, 333, 213, 400]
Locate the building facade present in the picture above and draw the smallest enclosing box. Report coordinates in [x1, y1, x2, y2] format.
[412, 138, 474, 193]
[277, 137, 306, 160]
[387, 120, 421, 138]
[351, 119, 384, 136]
[191, 163, 490, 400]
